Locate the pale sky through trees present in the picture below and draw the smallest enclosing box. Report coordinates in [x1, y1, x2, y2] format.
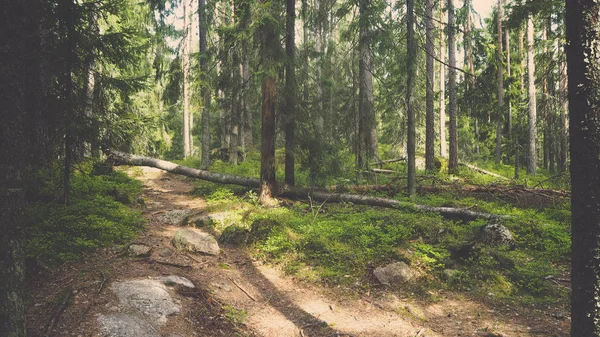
[473, 0, 495, 20]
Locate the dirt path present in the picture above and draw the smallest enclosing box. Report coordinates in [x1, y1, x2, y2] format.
[26, 167, 569, 337]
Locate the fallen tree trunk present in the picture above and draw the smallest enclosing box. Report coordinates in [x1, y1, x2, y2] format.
[369, 157, 407, 166]
[281, 188, 509, 221]
[107, 150, 509, 221]
[107, 150, 260, 187]
[459, 162, 510, 180]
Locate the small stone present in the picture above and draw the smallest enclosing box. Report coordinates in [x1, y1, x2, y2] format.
[172, 228, 220, 256]
[480, 223, 515, 247]
[374, 262, 415, 285]
[156, 275, 195, 288]
[111, 279, 180, 325]
[128, 244, 151, 257]
[158, 248, 173, 257]
[211, 282, 232, 292]
[161, 210, 192, 226]
[98, 313, 160, 337]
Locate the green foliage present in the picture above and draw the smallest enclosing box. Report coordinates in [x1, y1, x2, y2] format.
[26, 169, 144, 263]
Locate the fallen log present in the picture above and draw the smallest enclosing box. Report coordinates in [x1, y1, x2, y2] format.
[280, 188, 509, 221]
[459, 162, 510, 181]
[371, 169, 396, 174]
[107, 150, 260, 187]
[369, 157, 407, 166]
[107, 150, 509, 221]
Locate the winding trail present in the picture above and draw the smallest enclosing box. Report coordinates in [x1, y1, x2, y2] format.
[26, 167, 569, 337]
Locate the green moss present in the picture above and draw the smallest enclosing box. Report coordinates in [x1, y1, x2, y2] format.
[26, 168, 144, 264]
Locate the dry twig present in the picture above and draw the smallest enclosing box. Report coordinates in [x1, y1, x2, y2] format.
[45, 286, 72, 337]
[228, 277, 257, 301]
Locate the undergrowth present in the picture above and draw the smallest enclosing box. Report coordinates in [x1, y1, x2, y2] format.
[184, 151, 570, 308]
[25, 163, 144, 263]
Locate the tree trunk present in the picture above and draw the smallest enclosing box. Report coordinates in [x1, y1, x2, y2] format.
[187, 0, 194, 155]
[565, 0, 600, 333]
[425, 0, 435, 172]
[285, 0, 296, 186]
[447, 0, 458, 174]
[63, 0, 75, 205]
[559, 56, 568, 172]
[182, 0, 191, 158]
[440, 9, 447, 158]
[464, 0, 477, 155]
[527, 13, 537, 175]
[407, 0, 417, 197]
[199, 0, 211, 169]
[0, 1, 34, 335]
[260, 75, 277, 204]
[106, 151, 510, 222]
[314, 0, 324, 134]
[504, 0, 511, 134]
[495, 0, 504, 164]
[359, 0, 378, 165]
[229, 69, 239, 165]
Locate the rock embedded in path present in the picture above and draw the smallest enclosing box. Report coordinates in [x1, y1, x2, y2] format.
[161, 210, 192, 226]
[480, 223, 515, 248]
[158, 248, 173, 257]
[374, 262, 415, 285]
[172, 228, 220, 255]
[98, 313, 160, 337]
[155, 275, 195, 288]
[128, 244, 152, 257]
[111, 279, 180, 325]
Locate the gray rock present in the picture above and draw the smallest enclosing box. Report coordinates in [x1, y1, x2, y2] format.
[161, 210, 192, 226]
[128, 244, 151, 257]
[111, 279, 180, 325]
[98, 313, 160, 337]
[172, 228, 220, 256]
[374, 262, 415, 285]
[158, 248, 173, 257]
[156, 275, 195, 288]
[481, 223, 515, 247]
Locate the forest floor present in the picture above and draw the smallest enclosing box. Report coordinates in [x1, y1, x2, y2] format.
[26, 167, 570, 337]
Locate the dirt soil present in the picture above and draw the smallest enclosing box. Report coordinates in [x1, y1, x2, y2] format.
[26, 167, 570, 337]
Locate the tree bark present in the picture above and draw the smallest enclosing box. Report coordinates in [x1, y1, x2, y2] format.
[464, 0, 477, 155]
[0, 1, 34, 335]
[527, 13, 537, 175]
[182, 0, 191, 158]
[565, 0, 600, 333]
[199, 0, 211, 169]
[407, 0, 417, 197]
[359, 0, 378, 165]
[260, 75, 277, 204]
[440, 9, 447, 158]
[447, 0, 458, 174]
[106, 151, 509, 222]
[314, 0, 324, 134]
[559, 55, 568, 172]
[504, 0, 511, 134]
[495, 0, 504, 163]
[285, 0, 297, 186]
[63, 0, 75, 205]
[425, 0, 435, 172]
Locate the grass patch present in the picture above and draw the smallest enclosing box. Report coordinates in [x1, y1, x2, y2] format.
[26, 165, 144, 264]
[179, 151, 570, 307]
